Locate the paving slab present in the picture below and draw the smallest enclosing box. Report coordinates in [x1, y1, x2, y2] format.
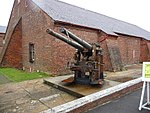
[106, 64, 142, 82]
[0, 79, 76, 113]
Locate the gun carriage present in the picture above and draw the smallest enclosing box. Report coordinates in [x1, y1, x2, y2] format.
[46, 28, 104, 85]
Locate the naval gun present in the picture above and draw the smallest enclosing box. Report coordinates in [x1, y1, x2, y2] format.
[46, 28, 104, 85]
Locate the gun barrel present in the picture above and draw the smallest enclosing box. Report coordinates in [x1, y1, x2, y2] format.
[60, 28, 92, 50]
[46, 29, 84, 51]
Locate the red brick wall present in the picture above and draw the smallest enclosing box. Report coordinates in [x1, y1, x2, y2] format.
[0, 33, 4, 46]
[2, 20, 23, 69]
[100, 34, 142, 71]
[51, 24, 99, 74]
[1, 0, 113, 74]
[117, 35, 141, 66]
[21, 5, 56, 73]
[0, 33, 5, 53]
[2, 0, 149, 75]
[1, 0, 33, 69]
[140, 39, 150, 62]
[21, 7, 101, 74]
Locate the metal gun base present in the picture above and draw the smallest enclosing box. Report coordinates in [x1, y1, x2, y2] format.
[62, 76, 104, 85]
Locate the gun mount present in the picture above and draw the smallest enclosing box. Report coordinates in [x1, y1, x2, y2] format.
[46, 28, 104, 85]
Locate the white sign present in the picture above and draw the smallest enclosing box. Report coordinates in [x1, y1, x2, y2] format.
[142, 62, 150, 82]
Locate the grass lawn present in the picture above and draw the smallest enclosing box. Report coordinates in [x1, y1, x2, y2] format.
[0, 68, 50, 82]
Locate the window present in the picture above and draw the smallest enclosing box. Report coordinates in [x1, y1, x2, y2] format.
[29, 43, 35, 63]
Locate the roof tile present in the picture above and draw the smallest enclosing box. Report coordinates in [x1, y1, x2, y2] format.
[32, 0, 150, 40]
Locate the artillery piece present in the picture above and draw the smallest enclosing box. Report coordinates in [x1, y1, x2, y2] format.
[46, 28, 104, 85]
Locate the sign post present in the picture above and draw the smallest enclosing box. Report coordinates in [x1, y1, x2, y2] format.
[139, 62, 150, 111]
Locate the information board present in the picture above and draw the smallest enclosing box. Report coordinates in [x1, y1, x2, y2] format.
[142, 62, 150, 81]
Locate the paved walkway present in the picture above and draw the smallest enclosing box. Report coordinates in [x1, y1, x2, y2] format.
[0, 79, 76, 113]
[0, 74, 12, 84]
[86, 88, 149, 113]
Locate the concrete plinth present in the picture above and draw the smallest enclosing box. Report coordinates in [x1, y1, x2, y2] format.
[44, 75, 121, 97]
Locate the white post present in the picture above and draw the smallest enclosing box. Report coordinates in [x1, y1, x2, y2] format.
[139, 81, 146, 110]
[147, 82, 150, 103]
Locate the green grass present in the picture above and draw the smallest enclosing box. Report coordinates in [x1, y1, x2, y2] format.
[0, 68, 50, 82]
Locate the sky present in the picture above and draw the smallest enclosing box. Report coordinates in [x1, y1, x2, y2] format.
[0, 0, 150, 32]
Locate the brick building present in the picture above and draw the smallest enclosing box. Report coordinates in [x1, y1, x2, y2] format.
[0, 26, 6, 54]
[1, 0, 150, 75]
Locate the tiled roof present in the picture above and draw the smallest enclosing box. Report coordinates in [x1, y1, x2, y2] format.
[32, 0, 150, 40]
[0, 26, 6, 33]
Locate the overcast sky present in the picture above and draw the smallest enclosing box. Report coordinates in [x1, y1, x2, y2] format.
[0, 0, 150, 32]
